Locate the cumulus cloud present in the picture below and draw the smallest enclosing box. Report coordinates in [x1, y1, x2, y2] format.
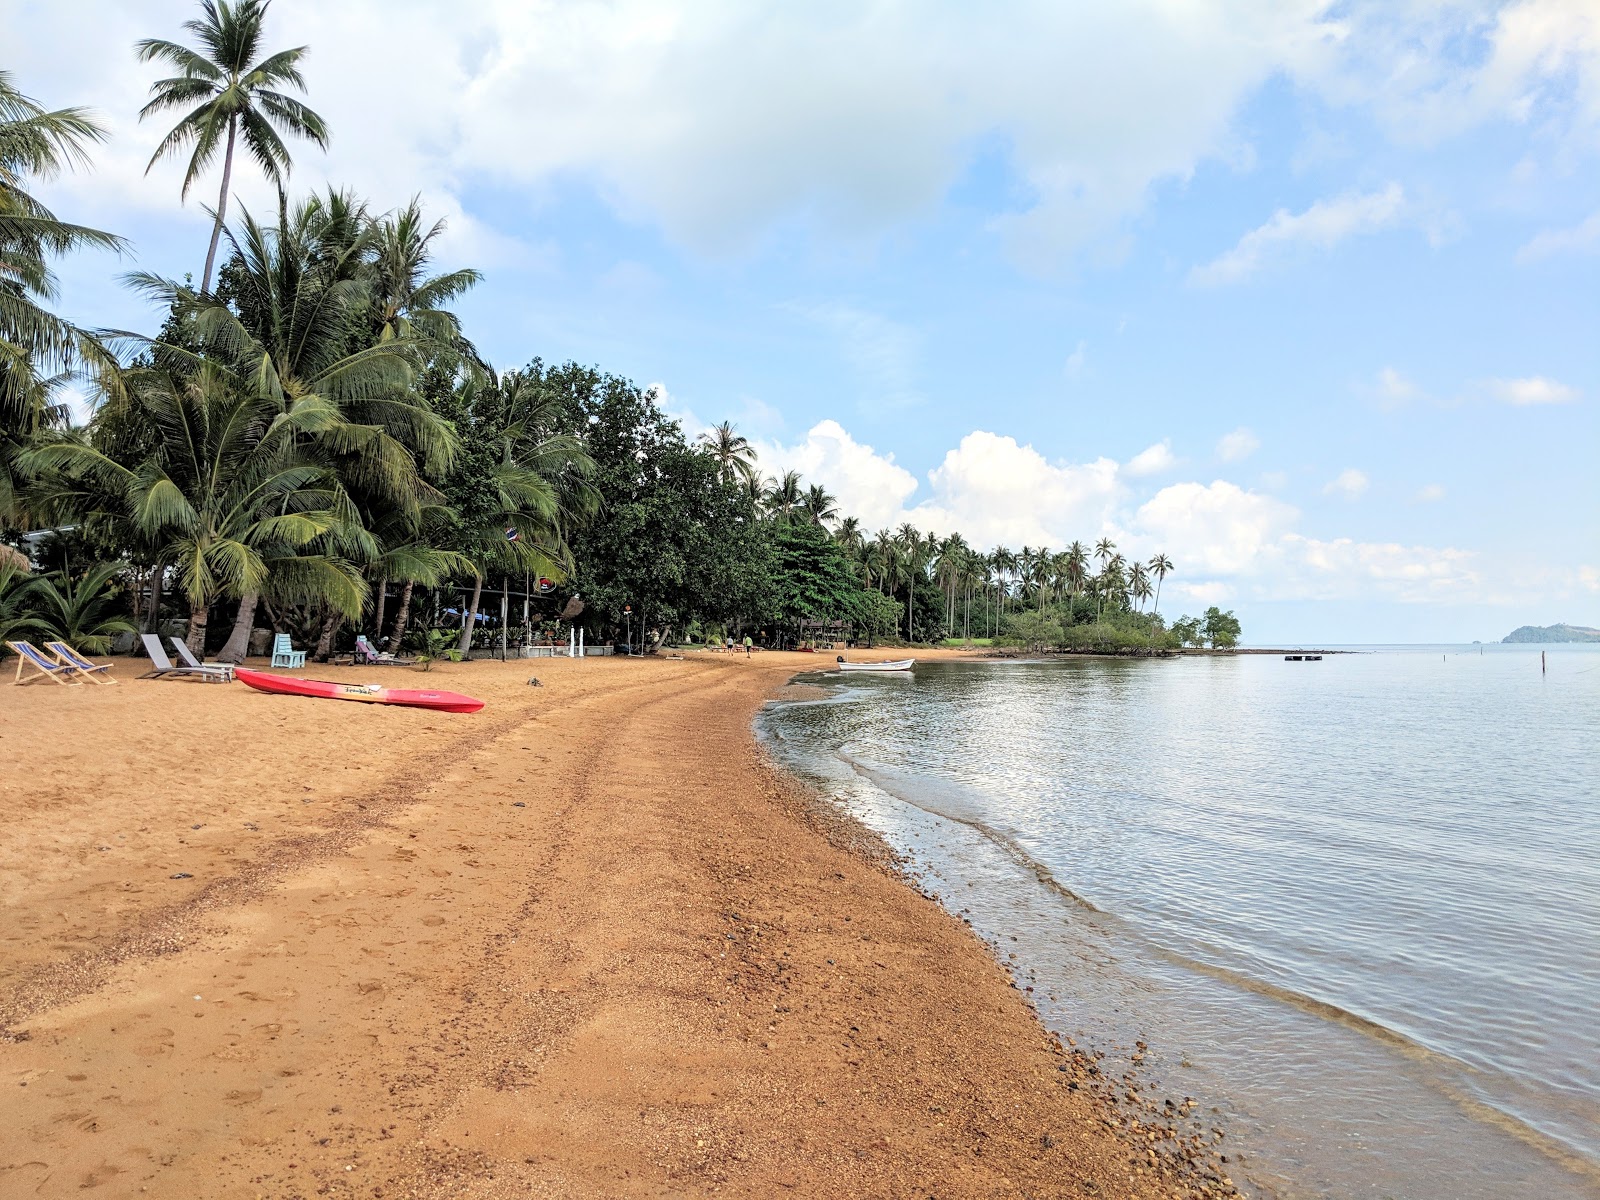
[750, 419, 1529, 610]
[758, 420, 920, 531]
[1123, 440, 1178, 478]
[1190, 184, 1408, 285]
[1215, 426, 1260, 462]
[1323, 468, 1370, 499]
[18, 1, 1596, 271]
[1517, 209, 1600, 262]
[1488, 376, 1579, 405]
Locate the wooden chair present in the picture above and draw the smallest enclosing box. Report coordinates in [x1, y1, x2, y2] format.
[44, 641, 117, 684]
[8, 640, 83, 685]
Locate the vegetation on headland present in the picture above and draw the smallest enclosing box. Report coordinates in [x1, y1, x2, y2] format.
[1502, 624, 1600, 644]
[0, 4, 1239, 662]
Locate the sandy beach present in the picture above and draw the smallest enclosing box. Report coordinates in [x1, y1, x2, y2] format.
[2, 649, 1226, 1198]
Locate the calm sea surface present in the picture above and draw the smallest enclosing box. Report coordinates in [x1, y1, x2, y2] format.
[757, 646, 1600, 1199]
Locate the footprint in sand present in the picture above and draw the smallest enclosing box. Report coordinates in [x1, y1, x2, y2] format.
[420, 915, 446, 927]
[132, 1028, 175, 1058]
[222, 1088, 262, 1106]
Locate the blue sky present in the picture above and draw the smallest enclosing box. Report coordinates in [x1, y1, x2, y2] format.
[8, 0, 1598, 642]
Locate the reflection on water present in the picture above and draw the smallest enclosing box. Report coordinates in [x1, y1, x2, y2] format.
[757, 647, 1600, 1199]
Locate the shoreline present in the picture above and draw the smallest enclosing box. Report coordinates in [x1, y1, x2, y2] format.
[0, 650, 1231, 1197]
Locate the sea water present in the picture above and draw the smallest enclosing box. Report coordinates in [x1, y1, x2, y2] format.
[756, 646, 1600, 1198]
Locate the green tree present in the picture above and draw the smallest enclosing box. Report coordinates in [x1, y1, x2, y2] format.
[771, 519, 857, 636]
[0, 71, 125, 527]
[30, 560, 136, 653]
[137, 0, 329, 293]
[1202, 606, 1241, 649]
[1147, 552, 1173, 615]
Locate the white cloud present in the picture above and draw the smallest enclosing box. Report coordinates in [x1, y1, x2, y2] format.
[1133, 480, 1299, 574]
[1323, 468, 1370, 499]
[1216, 426, 1261, 462]
[1190, 183, 1409, 285]
[756, 418, 1541, 611]
[794, 303, 923, 411]
[915, 434, 1125, 548]
[1375, 366, 1423, 407]
[1489, 376, 1580, 405]
[1064, 340, 1087, 377]
[1123, 440, 1178, 478]
[1416, 483, 1447, 502]
[758, 420, 920, 531]
[1517, 209, 1600, 262]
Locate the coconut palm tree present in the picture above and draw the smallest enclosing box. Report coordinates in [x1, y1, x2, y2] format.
[1065, 541, 1088, 600]
[31, 560, 137, 653]
[763, 470, 803, 523]
[866, 528, 896, 593]
[698, 420, 758, 488]
[446, 370, 596, 656]
[127, 192, 455, 661]
[1, 71, 125, 525]
[1129, 560, 1151, 612]
[1147, 552, 1173, 615]
[372, 197, 484, 363]
[800, 483, 837, 528]
[137, 0, 330, 293]
[27, 363, 367, 653]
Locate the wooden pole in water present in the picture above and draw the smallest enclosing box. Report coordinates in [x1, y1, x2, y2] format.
[1542, 651, 1546, 675]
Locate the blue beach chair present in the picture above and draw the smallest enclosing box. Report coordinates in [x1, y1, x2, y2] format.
[45, 641, 117, 684]
[7, 640, 83, 686]
[271, 633, 306, 668]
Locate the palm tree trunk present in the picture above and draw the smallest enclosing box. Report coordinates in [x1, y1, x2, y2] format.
[145, 564, 165, 635]
[457, 576, 484, 656]
[314, 608, 342, 662]
[217, 590, 259, 663]
[1154, 577, 1163, 617]
[185, 595, 209, 655]
[373, 575, 388, 642]
[200, 116, 238, 294]
[388, 580, 415, 650]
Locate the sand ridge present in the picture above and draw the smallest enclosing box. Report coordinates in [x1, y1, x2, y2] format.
[2, 649, 1227, 1197]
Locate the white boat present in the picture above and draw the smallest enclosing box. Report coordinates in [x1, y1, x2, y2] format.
[836, 658, 914, 672]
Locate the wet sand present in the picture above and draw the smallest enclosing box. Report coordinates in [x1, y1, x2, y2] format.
[2, 649, 1229, 1197]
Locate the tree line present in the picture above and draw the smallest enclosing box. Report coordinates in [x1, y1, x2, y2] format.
[1, 0, 1239, 661]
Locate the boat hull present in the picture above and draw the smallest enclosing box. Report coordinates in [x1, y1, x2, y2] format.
[235, 667, 485, 713]
[836, 659, 914, 672]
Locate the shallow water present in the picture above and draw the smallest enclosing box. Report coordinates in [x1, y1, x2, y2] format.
[757, 646, 1600, 1198]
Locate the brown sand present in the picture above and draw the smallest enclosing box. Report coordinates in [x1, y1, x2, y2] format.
[1, 649, 1231, 1198]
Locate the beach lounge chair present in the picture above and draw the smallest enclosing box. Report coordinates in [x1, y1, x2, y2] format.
[138, 633, 232, 683]
[8, 640, 83, 685]
[45, 641, 117, 684]
[169, 637, 236, 681]
[354, 634, 414, 665]
[270, 633, 306, 668]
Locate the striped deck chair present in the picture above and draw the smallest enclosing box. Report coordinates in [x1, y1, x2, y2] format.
[8, 640, 83, 686]
[45, 642, 118, 685]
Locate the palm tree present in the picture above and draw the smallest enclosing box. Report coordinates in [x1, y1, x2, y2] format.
[128, 192, 454, 661]
[137, 0, 330, 293]
[28, 364, 367, 654]
[800, 483, 837, 528]
[1065, 541, 1088, 600]
[1, 71, 125, 525]
[1129, 560, 1151, 612]
[1148, 552, 1173, 615]
[372, 197, 484, 363]
[698, 420, 758, 487]
[447, 371, 596, 656]
[763, 470, 803, 523]
[866, 528, 896, 593]
[31, 561, 137, 653]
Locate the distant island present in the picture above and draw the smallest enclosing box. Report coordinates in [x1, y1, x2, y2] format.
[1502, 624, 1600, 643]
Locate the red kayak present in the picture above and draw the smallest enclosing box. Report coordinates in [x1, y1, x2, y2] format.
[235, 667, 485, 713]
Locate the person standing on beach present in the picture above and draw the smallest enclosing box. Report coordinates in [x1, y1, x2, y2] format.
[744, 635, 752, 656]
